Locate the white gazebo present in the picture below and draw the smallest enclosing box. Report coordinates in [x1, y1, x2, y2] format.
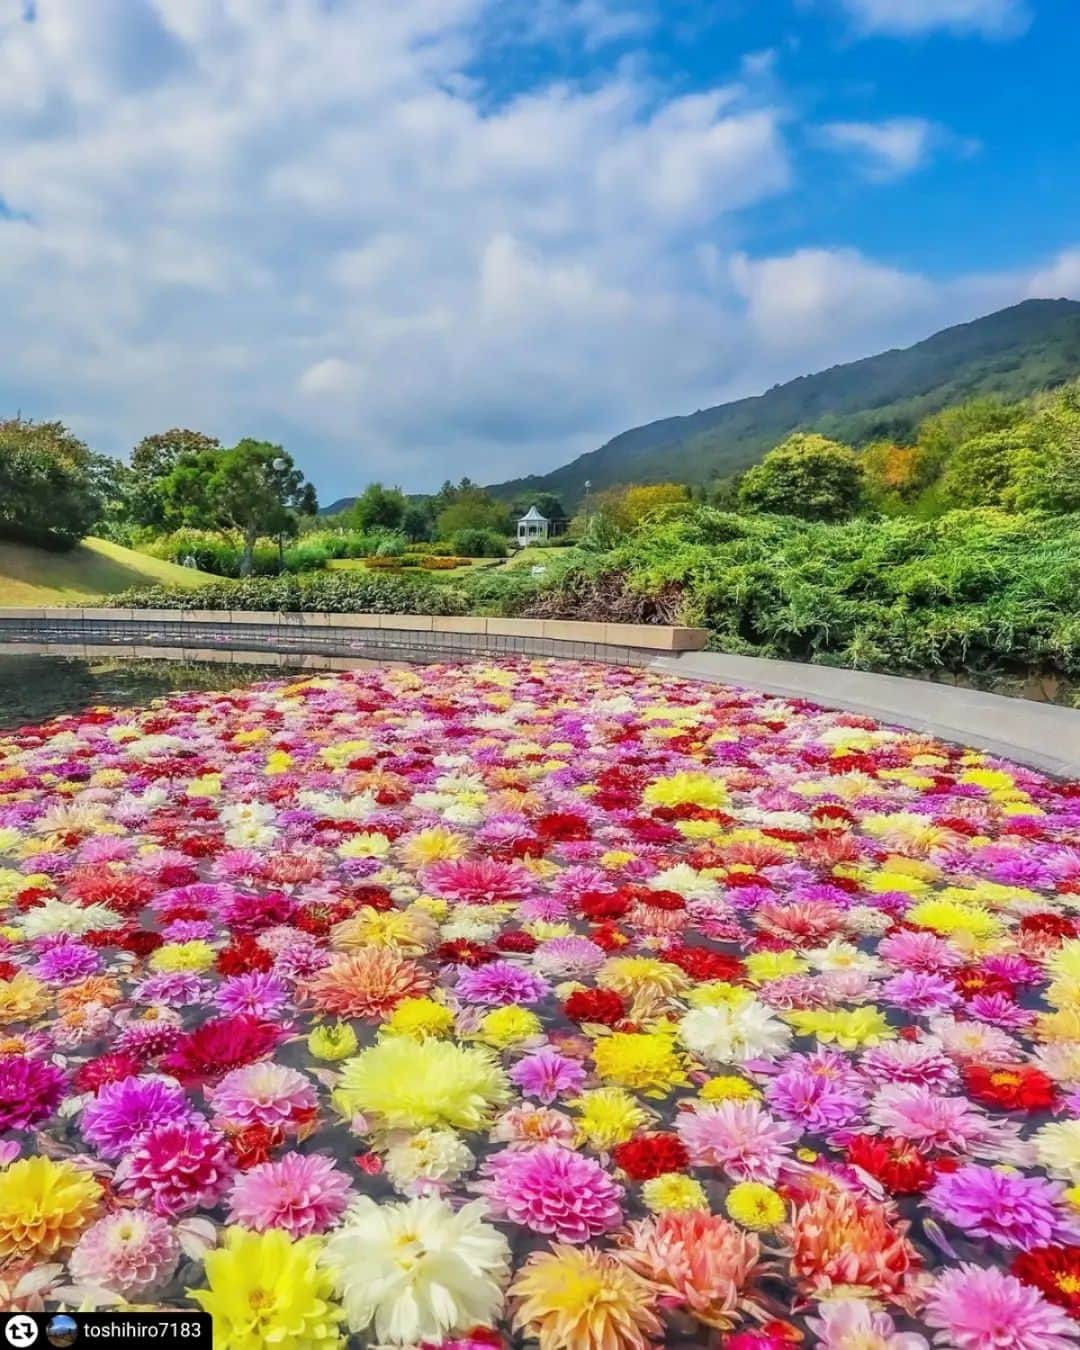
[517, 505, 550, 545]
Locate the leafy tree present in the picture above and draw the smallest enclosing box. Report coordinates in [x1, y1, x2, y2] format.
[511, 492, 567, 523]
[738, 435, 865, 521]
[162, 439, 317, 575]
[0, 418, 101, 548]
[129, 429, 221, 527]
[436, 485, 512, 538]
[401, 503, 434, 542]
[1007, 383, 1080, 513]
[348, 483, 407, 532]
[912, 399, 1022, 493]
[939, 428, 1030, 508]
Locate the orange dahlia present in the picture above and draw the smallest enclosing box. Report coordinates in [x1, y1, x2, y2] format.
[303, 948, 433, 1019]
[788, 1187, 918, 1300]
[511, 1244, 662, 1350]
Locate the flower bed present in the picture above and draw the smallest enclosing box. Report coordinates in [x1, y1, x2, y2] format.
[1, 659, 1079, 1348]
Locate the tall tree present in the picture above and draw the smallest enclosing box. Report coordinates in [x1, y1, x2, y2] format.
[739, 434, 865, 521]
[129, 428, 221, 527]
[348, 482, 407, 532]
[162, 439, 317, 575]
[0, 418, 101, 548]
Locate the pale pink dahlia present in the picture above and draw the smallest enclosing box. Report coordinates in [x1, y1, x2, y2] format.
[69, 1210, 179, 1297]
[226, 1153, 352, 1238]
[482, 1143, 623, 1243]
[923, 1264, 1080, 1350]
[207, 1061, 318, 1131]
[120, 1119, 235, 1218]
[677, 1102, 799, 1183]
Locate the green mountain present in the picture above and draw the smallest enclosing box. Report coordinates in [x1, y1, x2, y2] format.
[488, 298, 1080, 507]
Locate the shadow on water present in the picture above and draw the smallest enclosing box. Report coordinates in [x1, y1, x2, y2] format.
[0, 655, 283, 731]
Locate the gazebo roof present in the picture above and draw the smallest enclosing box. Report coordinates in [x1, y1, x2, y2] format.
[519, 505, 548, 522]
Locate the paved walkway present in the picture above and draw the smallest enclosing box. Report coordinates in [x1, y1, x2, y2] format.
[651, 651, 1080, 779]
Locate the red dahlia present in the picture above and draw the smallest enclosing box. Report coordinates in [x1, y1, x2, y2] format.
[161, 1014, 283, 1086]
[563, 988, 626, 1028]
[846, 1133, 935, 1194]
[495, 931, 537, 954]
[612, 1132, 689, 1181]
[578, 892, 630, 921]
[74, 1052, 142, 1094]
[964, 1063, 1056, 1112]
[216, 935, 274, 977]
[1013, 1245, 1080, 1315]
[436, 940, 497, 967]
[665, 946, 744, 983]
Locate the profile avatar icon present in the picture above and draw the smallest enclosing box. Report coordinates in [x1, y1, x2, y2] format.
[45, 1318, 77, 1349]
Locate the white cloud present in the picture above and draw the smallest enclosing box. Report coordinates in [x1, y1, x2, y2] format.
[1026, 250, 1080, 300]
[0, 0, 1068, 499]
[817, 118, 932, 179]
[839, 0, 1032, 39]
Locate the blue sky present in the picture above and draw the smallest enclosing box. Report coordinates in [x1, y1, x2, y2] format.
[0, 0, 1077, 498]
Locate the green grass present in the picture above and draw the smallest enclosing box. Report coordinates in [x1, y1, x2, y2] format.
[0, 537, 217, 606]
[505, 546, 584, 572]
[326, 557, 505, 580]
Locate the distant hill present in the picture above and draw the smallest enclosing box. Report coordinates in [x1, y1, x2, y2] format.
[487, 298, 1080, 507]
[0, 537, 216, 606]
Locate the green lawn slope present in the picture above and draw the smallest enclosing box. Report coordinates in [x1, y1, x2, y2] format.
[0, 537, 217, 606]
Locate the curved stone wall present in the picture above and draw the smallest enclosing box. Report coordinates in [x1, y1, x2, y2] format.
[1, 608, 1077, 776]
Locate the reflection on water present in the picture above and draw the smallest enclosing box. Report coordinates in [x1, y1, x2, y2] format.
[0, 656, 284, 731]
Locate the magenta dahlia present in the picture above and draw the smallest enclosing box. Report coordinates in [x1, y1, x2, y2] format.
[482, 1143, 623, 1243]
[0, 1055, 65, 1131]
[80, 1075, 193, 1159]
[120, 1119, 235, 1217]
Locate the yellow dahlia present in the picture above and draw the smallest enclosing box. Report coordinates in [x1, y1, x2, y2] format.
[0, 1158, 102, 1260]
[571, 1088, 650, 1150]
[381, 996, 456, 1039]
[593, 1031, 689, 1098]
[642, 771, 728, 810]
[641, 1173, 708, 1213]
[331, 905, 437, 955]
[726, 1181, 786, 1231]
[307, 1021, 358, 1061]
[334, 1037, 508, 1132]
[511, 1244, 661, 1350]
[397, 828, 467, 869]
[0, 972, 52, 1024]
[475, 1005, 542, 1048]
[597, 956, 689, 1000]
[188, 1227, 344, 1350]
[149, 940, 216, 973]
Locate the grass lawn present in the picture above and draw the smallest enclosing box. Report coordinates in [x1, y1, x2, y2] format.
[0, 537, 217, 606]
[326, 557, 505, 580]
[504, 545, 584, 572]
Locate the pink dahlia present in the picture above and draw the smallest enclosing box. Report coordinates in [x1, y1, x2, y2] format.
[226, 1153, 352, 1238]
[482, 1143, 623, 1243]
[455, 960, 551, 1007]
[869, 1084, 991, 1153]
[69, 1210, 179, 1297]
[120, 1119, 235, 1217]
[923, 1263, 1080, 1350]
[206, 1062, 318, 1132]
[80, 1075, 193, 1159]
[0, 1056, 65, 1131]
[928, 1164, 1072, 1251]
[215, 972, 290, 1019]
[859, 1041, 959, 1090]
[677, 1102, 798, 1183]
[509, 1048, 587, 1105]
[424, 857, 532, 905]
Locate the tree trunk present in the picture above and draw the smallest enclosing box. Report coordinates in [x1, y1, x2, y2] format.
[240, 527, 257, 577]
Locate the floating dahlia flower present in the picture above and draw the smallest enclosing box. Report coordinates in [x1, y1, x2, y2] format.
[509, 1047, 587, 1105]
[482, 1143, 623, 1243]
[677, 1102, 798, 1183]
[766, 1064, 866, 1132]
[456, 960, 550, 1008]
[33, 939, 101, 985]
[789, 1188, 917, 1300]
[0, 1157, 102, 1259]
[160, 1014, 283, 1086]
[510, 1243, 661, 1350]
[80, 1074, 193, 1159]
[304, 948, 433, 1019]
[0, 1054, 64, 1131]
[806, 1300, 929, 1350]
[678, 999, 792, 1065]
[618, 1210, 761, 1331]
[869, 1083, 991, 1153]
[132, 971, 210, 1006]
[69, 1210, 179, 1297]
[929, 1164, 1073, 1251]
[424, 857, 532, 905]
[923, 1263, 1079, 1350]
[189, 1227, 345, 1348]
[120, 1119, 235, 1217]
[322, 1196, 510, 1345]
[227, 1153, 352, 1238]
[216, 971, 290, 1019]
[335, 1037, 509, 1133]
[382, 1127, 476, 1195]
[207, 1061, 318, 1133]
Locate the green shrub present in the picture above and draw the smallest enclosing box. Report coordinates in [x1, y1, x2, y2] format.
[449, 528, 508, 558]
[104, 572, 469, 615]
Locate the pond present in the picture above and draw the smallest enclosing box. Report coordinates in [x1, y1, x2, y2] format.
[0, 655, 279, 731]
